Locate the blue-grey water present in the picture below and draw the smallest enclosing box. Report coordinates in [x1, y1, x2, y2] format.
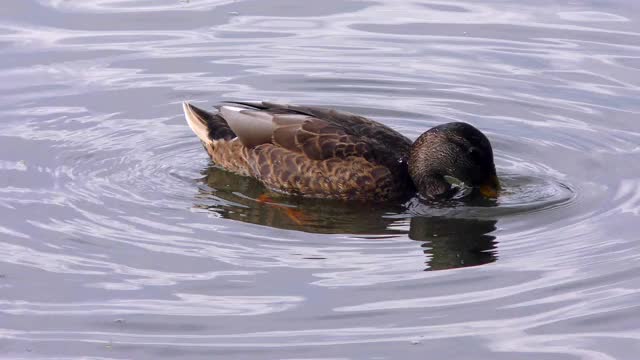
[1, 0, 640, 358]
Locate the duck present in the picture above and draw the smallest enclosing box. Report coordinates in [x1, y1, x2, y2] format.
[183, 101, 499, 201]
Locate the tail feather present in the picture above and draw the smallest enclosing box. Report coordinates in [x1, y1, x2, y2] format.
[183, 102, 235, 143]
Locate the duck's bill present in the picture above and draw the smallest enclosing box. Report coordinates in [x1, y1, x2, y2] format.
[479, 175, 500, 198]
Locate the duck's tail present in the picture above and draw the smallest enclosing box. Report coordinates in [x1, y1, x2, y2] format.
[182, 102, 236, 144]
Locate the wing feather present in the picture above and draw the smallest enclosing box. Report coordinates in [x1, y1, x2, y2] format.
[219, 106, 273, 148]
[216, 101, 412, 173]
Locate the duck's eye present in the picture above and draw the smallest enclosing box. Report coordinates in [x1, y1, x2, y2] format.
[467, 146, 482, 159]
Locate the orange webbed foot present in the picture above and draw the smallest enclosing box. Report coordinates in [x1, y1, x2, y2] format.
[257, 194, 274, 204]
[284, 208, 310, 225]
[256, 194, 309, 225]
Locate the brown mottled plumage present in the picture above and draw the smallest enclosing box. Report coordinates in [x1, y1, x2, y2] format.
[183, 101, 499, 201]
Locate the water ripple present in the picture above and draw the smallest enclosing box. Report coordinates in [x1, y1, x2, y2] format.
[1, 0, 640, 358]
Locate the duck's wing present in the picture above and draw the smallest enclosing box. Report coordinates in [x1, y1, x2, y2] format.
[223, 101, 412, 153]
[219, 103, 396, 164]
[273, 113, 375, 161]
[221, 101, 412, 161]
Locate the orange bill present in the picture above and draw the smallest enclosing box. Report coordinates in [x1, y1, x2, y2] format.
[479, 175, 500, 198]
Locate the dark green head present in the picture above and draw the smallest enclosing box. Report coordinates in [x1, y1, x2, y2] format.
[408, 122, 499, 199]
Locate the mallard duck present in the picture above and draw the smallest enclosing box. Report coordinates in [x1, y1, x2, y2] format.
[183, 101, 499, 201]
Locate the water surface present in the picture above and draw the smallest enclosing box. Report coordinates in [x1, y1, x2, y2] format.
[1, 0, 640, 358]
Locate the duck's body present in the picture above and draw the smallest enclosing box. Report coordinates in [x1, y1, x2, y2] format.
[183, 101, 499, 201]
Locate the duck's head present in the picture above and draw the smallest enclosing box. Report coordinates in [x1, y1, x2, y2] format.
[408, 122, 499, 199]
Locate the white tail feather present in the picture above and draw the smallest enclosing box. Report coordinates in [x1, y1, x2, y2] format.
[183, 102, 213, 144]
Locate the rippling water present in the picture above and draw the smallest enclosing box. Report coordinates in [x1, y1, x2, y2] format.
[1, 0, 640, 358]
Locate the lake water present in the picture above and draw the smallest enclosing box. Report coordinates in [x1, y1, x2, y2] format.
[1, 0, 640, 358]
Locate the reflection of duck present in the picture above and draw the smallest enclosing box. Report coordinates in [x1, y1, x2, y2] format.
[410, 217, 497, 270]
[184, 101, 499, 200]
[194, 166, 498, 271]
[194, 166, 404, 234]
